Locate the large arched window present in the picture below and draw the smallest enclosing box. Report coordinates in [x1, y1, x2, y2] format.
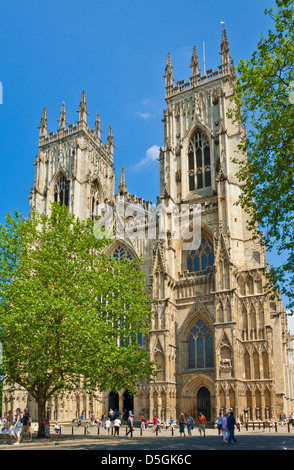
[112, 245, 133, 262]
[111, 245, 142, 347]
[188, 319, 213, 369]
[54, 175, 70, 207]
[91, 178, 103, 220]
[186, 235, 214, 274]
[188, 130, 211, 191]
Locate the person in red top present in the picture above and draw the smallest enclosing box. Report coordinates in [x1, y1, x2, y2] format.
[197, 412, 207, 436]
[141, 415, 146, 430]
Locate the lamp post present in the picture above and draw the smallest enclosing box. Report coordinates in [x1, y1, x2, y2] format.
[45, 405, 51, 437]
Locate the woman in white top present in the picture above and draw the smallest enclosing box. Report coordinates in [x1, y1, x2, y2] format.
[105, 418, 111, 434]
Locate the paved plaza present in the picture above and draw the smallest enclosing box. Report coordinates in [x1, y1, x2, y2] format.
[2, 423, 294, 453]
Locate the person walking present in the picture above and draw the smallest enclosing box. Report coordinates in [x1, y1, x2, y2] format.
[105, 418, 111, 434]
[226, 411, 237, 444]
[20, 408, 32, 443]
[114, 417, 121, 436]
[216, 413, 223, 436]
[3, 411, 14, 445]
[152, 415, 157, 433]
[13, 408, 22, 445]
[290, 411, 294, 427]
[170, 417, 175, 432]
[126, 414, 134, 437]
[280, 412, 286, 426]
[186, 414, 194, 436]
[236, 415, 241, 432]
[179, 414, 186, 437]
[197, 412, 206, 437]
[222, 413, 229, 442]
[156, 416, 161, 433]
[140, 415, 146, 430]
[1, 414, 9, 444]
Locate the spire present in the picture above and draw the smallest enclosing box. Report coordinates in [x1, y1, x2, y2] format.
[164, 52, 174, 88]
[190, 45, 200, 76]
[58, 102, 67, 130]
[118, 166, 128, 195]
[220, 27, 230, 67]
[107, 125, 114, 158]
[94, 111, 102, 141]
[38, 106, 48, 138]
[77, 89, 89, 123]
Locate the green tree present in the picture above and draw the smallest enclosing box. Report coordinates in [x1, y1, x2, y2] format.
[0, 203, 155, 437]
[228, 0, 294, 309]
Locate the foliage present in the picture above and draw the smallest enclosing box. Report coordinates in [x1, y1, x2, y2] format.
[228, 0, 294, 310]
[0, 203, 155, 435]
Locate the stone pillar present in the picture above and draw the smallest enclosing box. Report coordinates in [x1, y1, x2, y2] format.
[252, 391, 256, 420]
[149, 389, 154, 421]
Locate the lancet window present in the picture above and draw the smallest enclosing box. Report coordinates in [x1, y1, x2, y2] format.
[188, 319, 213, 369]
[186, 236, 214, 274]
[188, 130, 211, 191]
[54, 175, 70, 207]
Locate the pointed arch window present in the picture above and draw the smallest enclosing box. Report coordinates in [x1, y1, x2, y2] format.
[188, 130, 211, 191]
[112, 245, 133, 262]
[54, 175, 70, 207]
[188, 319, 213, 369]
[186, 236, 214, 274]
[91, 179, 101, 220]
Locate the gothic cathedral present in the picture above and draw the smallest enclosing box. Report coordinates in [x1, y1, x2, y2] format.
[4, 29, 294, 423]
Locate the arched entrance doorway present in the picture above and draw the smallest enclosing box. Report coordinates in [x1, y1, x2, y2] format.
[109, 392, 119, 413]
[123, 390, 133, 414]
[197, 387, 211, 421]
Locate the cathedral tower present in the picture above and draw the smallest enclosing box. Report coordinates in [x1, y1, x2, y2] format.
[147, 28, 291, 422]
[29, 91, 115, 220]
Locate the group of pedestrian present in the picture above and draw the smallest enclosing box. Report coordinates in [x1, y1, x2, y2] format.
[1, 407, 32, 445]
[216, 411, 237, 444]
[178, 412, 206, 437]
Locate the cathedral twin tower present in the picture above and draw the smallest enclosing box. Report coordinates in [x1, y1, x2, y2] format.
[6, 29, 293, 423]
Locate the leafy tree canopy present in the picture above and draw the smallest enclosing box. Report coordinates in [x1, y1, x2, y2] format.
[0, 203, 155, 436]
[228, 0, 294, 310]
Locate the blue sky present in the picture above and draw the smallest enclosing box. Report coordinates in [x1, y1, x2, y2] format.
[0, 0, 291, 326]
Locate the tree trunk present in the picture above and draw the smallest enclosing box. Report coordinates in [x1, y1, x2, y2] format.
[36, 398, 47, 439]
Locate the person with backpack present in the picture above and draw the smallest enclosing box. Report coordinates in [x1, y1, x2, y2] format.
[186, 415, 194, 436]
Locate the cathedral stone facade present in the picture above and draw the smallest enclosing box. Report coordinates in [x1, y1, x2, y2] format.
[3, 30, 294, 423]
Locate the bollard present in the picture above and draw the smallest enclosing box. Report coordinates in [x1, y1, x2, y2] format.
[275, 422, 278, 433]
[98, 426, 100, 435]
[172, 427, 174, 436]
[72, 426, 74, 435]
[140, 427, 142, 436]
[288, 422, 290, 433]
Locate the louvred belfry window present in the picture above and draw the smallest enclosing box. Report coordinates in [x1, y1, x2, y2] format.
[188, 130, 211, 191]
[54, 175, 70, 207]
